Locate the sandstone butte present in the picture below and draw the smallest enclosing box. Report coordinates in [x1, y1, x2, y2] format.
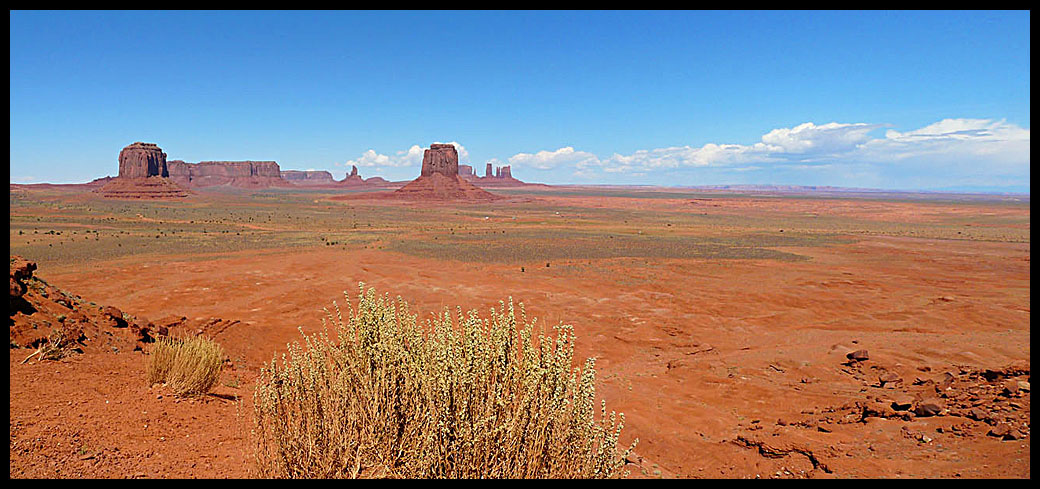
[95, 142, 189, 199]
[459, 161, 527, 187]
[392, 144, 500, 201]
[281, 169, 336, 185]
[282, 165, 391, 188]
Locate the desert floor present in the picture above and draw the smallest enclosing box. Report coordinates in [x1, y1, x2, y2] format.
[9, 185, 1030, 478]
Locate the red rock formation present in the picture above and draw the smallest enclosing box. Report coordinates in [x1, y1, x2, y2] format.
[392, 172, 499, 201]
[118, 142, 168, 178]
[9, 255, 241, 355]
[362, 176, 390, 185]
[167, 160, 288, 188]
[97, 142, 189, 199]
[339, 164, 364, 186]
[96, 177, 189, 199]
[459, 164, 474, 178]
[281, 170, 335, 185]
[385, 144, 500, 201]
[460, 161, 528, 188]
[421, 143, 459, 177]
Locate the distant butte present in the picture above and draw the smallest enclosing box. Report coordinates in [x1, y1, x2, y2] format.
[280, 165, 391, 188]
[281, 169, 336, 185]
[390, 144, 500, 201]
[95, 142, 189, 199]
[460, 160, 527, 187]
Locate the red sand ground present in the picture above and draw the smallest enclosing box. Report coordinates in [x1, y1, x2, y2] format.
[9, 191, 1030, 479]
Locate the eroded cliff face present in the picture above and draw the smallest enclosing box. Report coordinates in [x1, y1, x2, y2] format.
[460, 162, 525, 187]
[167, 160, 287, 188]
[281, 170, 336, 184]
[420, 144, 459, 177]
[97, 143, 188, 199]
[391, 144, 499, 201]
[118, 142, 168, 179]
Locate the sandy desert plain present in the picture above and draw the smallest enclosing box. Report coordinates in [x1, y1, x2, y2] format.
[8, 180, 1031, 478]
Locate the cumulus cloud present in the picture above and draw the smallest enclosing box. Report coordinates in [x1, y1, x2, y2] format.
[759, 122, 882, 155]
[861, 118, 1029, 171]
[331, 119, 1028, 189]
[507, 146, 599, 170]
[342, 141, 470, 169]
[518, 118, 1028, 186]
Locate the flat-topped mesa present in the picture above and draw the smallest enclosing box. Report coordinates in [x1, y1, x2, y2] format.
[167, 160, 287, 188]
[421, 144, 459, 177]
[118, 142, 168, 178]
[281, 170, 335, 184]
[500, 165, 512, 179]
[195, 161, 281, 177]
[459, 164, 474, 178]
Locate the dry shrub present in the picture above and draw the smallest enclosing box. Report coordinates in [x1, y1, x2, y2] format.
[20, 328, 80, 364]
[147, 335, 225, 397]
[253, 283, 636, 479]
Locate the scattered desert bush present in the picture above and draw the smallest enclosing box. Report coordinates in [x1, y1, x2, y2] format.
[147, 335, 225, 397]
[253, 283, 636, 478]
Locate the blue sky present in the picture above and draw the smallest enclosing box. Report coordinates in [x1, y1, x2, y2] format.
[10, 10, 1030, 191]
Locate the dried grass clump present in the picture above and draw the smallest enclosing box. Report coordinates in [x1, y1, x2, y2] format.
[147, 335, 225, 397]
[20, 328, 79, 364]
[253, 283, 636, 479]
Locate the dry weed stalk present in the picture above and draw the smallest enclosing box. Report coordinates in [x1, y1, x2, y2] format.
[21, 328, 77, 364]
[147, 335, 225, 397]
[253, 283, 636, 478]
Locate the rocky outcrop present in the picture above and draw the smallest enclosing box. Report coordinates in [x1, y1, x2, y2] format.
[389, 144, 499, 201]
[97, 142, 189, 199]
[10, 255, 241, 356]
[96, 177, 189, 199]
[420, 143, 459, 177]
[168, 160, 288, 188]
[118, 142, 168, 178]
[392, 172, 500, 201]
[10, 256, 37, 311]
[339, 164, 364, 185]
[361, 176, 389, 185]
[276, 165, 393, 189]
[460, 161, 527, 187]
[281, 170, 335, 185]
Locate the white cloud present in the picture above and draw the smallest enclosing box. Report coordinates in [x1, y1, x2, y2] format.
[861, 118, 1029, 171]
[343, 141, 470, 169]
[344, 144, 423, 168]
[332, 119, 1028, 189]
[508, 146, 599, 170]
[759, 122, 882, 155]
[517, 118, 1029, 185]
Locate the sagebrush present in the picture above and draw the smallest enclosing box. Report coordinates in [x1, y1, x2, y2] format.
[253, 283, 636, 478]
[147, 335, 225, 397]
